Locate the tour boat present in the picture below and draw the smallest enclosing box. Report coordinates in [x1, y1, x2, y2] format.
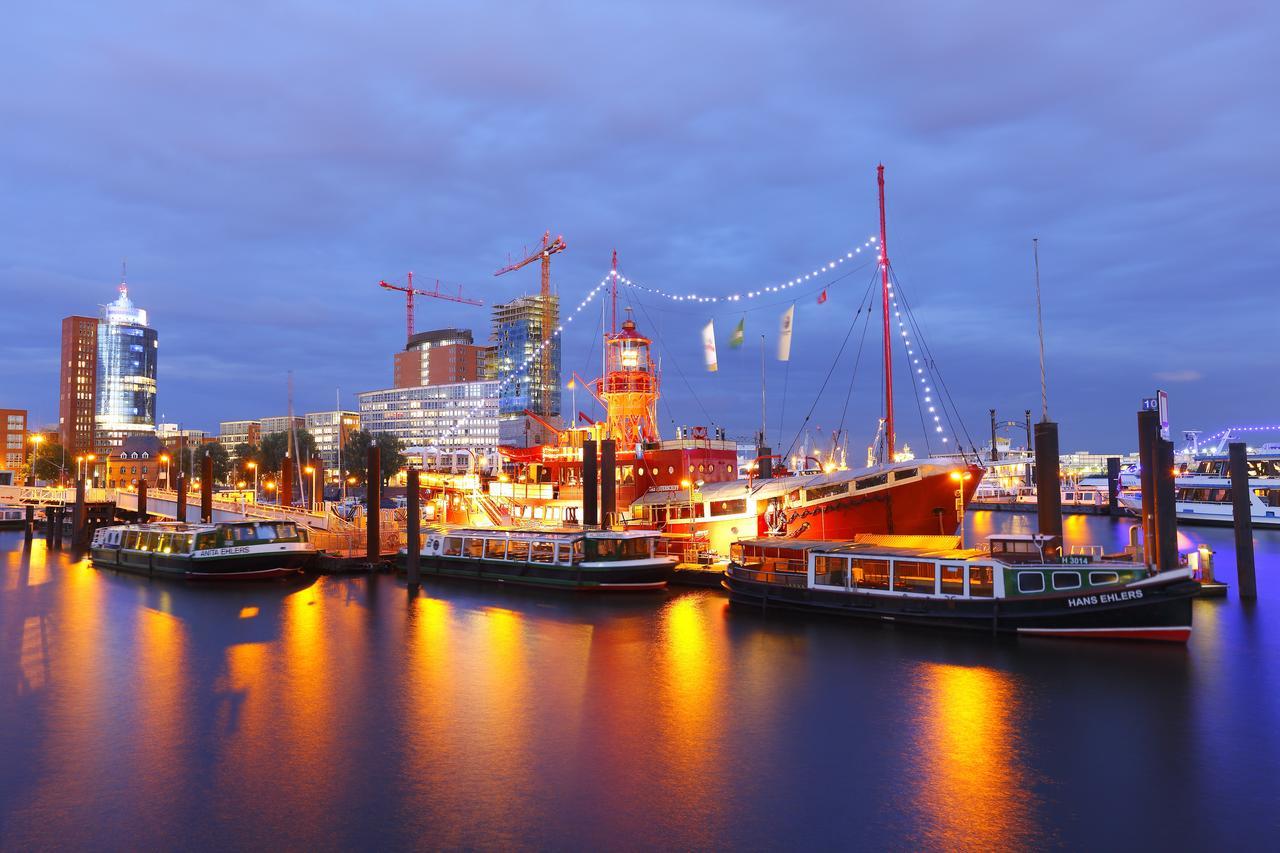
[1119, 445, 1280, 529]
[399, 526, 674, 591]
[723, 533, 1198, 642]
[91, 520, 316, 579]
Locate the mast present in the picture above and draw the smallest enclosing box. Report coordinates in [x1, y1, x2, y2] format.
[611, 249, 618, 335]
[1033, 237, 1048, 422]
[877, 164, 895, 462]
[760, 334, 766, 447]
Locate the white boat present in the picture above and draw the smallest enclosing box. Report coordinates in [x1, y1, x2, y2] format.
[1119, 442, 1280, 529]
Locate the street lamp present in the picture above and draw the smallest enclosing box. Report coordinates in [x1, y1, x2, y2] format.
[264, 481, 277, 504]
[85, 453, 96, 487]
[29, 434, 44, 484]
[246, 460, 258, 503]
[950, 470, 974, 548]
[304, 465, 316, 511]
[160, 453, 170, 490]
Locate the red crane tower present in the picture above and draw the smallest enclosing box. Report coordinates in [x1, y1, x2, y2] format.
[494, 231, 567, 383]
[379, 272, 482, 343]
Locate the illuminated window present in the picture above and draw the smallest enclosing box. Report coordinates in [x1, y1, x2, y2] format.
[968, 566, 994, 597]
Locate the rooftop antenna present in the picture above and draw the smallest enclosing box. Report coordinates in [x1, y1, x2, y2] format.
[120, 259, 128, 295]
[1033, 237, 1048, 422]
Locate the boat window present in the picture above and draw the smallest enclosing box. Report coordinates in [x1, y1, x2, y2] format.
[464, 538, 484, 559]
[1051, 571, 1081, 591]
[256, 524, 278, 540]
[194, 532, 218, 550]
[571, 540, 584, 563]
[893, 560, 937, 594]
[851, 557, 890, 590]
[123, 531, 141, 549]
[507, 539, 530, 560]
[855, 474, 888, 490]
[593, 538, 619, 560]
[172, 534, 192, 554]
[1017, 572, 1046, 594]
[156, 533, 173, 554]
[940, 565, 964, 596]
[1088, 571, 1120, 586]
[443, 537, 463, 557]
[530, 541, 556, 563]
[968, 566, 994, 598]
[277, 523, 297, 539]
[229, 526, 257, 542]
[893, 468, 918, 481]
[710, 499, 747, 517]
[484, 539, 507, 560]
[813, 555, 849, 588]
[805, 482, 847, 501]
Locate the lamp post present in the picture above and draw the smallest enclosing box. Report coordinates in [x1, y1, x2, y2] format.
[247, 461, 258, 503]
[950, 470, 974, 548]
[304, 465, 316, 512]
[160, 453, 170, 490]
[264, 481, 277, 505]
[29, 434, 44, 484]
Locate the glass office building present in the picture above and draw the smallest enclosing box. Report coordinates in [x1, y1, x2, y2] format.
[95, 285, 158, 450]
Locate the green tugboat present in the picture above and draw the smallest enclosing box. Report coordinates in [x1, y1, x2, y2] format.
[91, 520, 316, 580]
[399, 527, 675, 591]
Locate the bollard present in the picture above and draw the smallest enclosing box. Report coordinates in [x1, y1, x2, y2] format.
[138, 479, 149, 521]
[582, 439, 598, 527]
[1153, 437, 1178, 571]
[1228, 442, 1257, 600]
[281, 456, 294, 509]
[406, 467, 421, 587]
[201, 453, 213, 523]
[1033, 421, 1063, 559]
[1106, 456, 1121, 517]
[1136, 410, 1159, 566]
[600, 439, 617, 528]
[366, 445, 381, 563]
[176, 471, 188, 523]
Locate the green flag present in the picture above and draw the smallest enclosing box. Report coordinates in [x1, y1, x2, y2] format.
[729, 316, 745, 349]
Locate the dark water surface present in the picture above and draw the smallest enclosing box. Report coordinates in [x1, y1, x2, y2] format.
[2, 514, 1277, 850]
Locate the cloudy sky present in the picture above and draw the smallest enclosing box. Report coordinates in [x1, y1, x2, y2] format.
[2, 1, 1276, 455]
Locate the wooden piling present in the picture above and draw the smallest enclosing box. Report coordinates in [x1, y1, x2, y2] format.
[24, 471, 34, 543]
[72, 478, 86, 550]
[1136, 409, 1159, 565]
[600, 439, 617, 528]
[1228, 442, 1257, 600]
[406, 467, 421, 587]
[281, 456, 294, 509]
[582, 439, 598, 527]
[176, 470, 187, 523]
[201, 453, 213, 523]
[138, 479, 149, 521]
[1106, 456, 1121, 517]
[1154, 437, 1179, 571]
[366, 445, 381, 562]
[1033, 421, 1063, 559]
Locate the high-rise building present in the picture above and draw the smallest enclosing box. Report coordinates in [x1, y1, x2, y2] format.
[1, 409, 28, 474]
[219, 420, 261, 456]
[95, 284, 157, 451]
[59, 315, 99, 456]
[304, 410, 360, 473]
[393, 328, 488, 389]
[490, 295, 561, 446]
[358, 381, 498, 459]
[259, 415, 304, 436]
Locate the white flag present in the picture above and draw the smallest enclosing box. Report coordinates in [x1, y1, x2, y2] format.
[777, 305, 795, 361]
[702, 320, 718, 372]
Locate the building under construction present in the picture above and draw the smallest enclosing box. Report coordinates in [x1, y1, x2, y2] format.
[489, 294, 561, 447]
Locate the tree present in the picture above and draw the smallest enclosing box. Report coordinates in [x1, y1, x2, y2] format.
[195, 442, 232, 484]
[28, 435, 67, 483]
[258, 429, 317, 477]
[342, 430, 405, 485]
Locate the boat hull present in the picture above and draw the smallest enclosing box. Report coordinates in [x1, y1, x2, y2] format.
[397, 553, 672, 591]
[722, 571, 1197, 642]
[91, 547, 314, 580]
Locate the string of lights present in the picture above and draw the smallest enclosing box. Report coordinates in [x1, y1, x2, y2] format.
[616, 236, 879, 303]
[885, 264, 950, 446]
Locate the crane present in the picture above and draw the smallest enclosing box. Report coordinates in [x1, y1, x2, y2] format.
[494, 231, 567, 387]
[379, 271, 482, 343]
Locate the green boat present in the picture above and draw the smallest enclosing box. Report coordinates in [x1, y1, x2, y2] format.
[91, 520, 317, 580]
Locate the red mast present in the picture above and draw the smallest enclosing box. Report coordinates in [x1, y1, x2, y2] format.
[877, 164, 895, 462]
[611, 249, 618, 334]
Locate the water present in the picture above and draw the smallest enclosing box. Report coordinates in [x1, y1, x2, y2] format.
[2, 514, 1277, 850]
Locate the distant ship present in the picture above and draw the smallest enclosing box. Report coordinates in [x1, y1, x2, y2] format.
[1120, 438, 1280, 529]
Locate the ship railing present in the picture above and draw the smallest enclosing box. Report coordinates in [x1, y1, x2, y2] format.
[310, 524, 403, 559]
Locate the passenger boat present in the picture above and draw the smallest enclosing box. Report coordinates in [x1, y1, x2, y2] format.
[0, 505, 27, 529]
[399, 527, 675, 591]
[90, 520, 317, 579]
[723, 533, 1198, 642]
[1119, 444, 1280, 529]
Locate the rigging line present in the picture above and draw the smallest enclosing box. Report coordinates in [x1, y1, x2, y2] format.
[626, 283, 718, 431]
[836, 269, 883, 441]
[906, 322, 933, 457]
[889, 264, 977, 456]
[780, 298, 867, 466]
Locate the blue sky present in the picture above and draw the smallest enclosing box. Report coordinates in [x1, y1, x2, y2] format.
[2, 1, 1276, 454]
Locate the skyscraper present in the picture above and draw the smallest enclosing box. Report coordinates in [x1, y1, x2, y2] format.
[59, 315, 98, 456]
[490, 294, 561, 446]
[95, 282, 158, 451]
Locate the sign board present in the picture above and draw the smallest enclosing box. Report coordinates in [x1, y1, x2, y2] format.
[1141, 390, 1170, 440]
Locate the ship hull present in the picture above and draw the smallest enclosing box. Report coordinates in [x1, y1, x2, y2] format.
[91, 547, 313, 580]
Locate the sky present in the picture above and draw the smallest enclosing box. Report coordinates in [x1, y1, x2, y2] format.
[2, 1, 1277, 456]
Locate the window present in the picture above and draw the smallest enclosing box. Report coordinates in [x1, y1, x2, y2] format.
[1088, 571, 1119, 586]
[592, 538, 618, 560]
[1052, 571, 1081, 591]
[856, 474, 888, 490]
[507, 539, 530, 560]
[851, 557, 890, 590]
[443, 537, 463, 557]
[814, 555, 848, 588]
[940, 565, 964, 596]
[710, 499, 746, 517]
[1017, 572, 1046, 594]
[893, 560, 937, 594]
[531, 541, 556, 563]
[571, 540, 585, 563]
[893, 468, 919, 481]
[968, 566, 994, 597]
[464, 538, 484, 558]
[485, 539, 507, 560]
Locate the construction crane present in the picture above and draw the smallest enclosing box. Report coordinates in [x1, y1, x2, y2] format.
[494, 231, 567, 389]
[379, 272, 482, 343]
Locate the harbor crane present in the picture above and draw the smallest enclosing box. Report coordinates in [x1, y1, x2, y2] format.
[379, 272, 482, 343]
[494, 231, 567, 380]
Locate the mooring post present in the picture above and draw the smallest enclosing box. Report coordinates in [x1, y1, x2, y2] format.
[201, 453, 213, 523]
[1154, 437, 1179, 571]
[72, 477, 86, 550]
[23, 470, 35, 543]
[989, 409, 999, 462]
[582, 439, 598, 527]
[366, 444, 381, 563]
[281, 455, 294, 509]
[1228, 442, 1257, 600]
[600, 439, 617, 528]
[176, 470, 188, 523]
[1136, 409, 1159, 566]
[406, 467, 421, 587]
[1106, 456, 1121, 517]
[138, 478, 149, 521]
[1033, 420, 1063, 559]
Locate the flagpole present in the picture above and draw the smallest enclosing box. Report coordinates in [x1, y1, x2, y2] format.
[760, 334, 766, 447]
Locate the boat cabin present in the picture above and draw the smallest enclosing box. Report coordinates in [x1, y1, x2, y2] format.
[426, 527, 660, 566]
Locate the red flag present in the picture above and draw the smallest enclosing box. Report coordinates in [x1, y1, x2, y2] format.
[817, 288, 828, 304]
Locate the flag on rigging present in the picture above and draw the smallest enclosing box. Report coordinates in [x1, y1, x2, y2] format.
[567, 376, 575, 389]
[777, 305, 795, 361]
[729, 316, 745, 349]
[817, 288, 828, 304]
[702, 320, 718, 372]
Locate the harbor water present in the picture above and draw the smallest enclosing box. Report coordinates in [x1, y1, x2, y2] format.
[2, 513, 1277, 849]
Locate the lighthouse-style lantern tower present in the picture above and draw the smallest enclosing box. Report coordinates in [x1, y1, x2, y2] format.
[602, 308, 659, 448]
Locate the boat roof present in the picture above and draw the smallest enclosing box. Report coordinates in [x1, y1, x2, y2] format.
[105, 520, 288, 533]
